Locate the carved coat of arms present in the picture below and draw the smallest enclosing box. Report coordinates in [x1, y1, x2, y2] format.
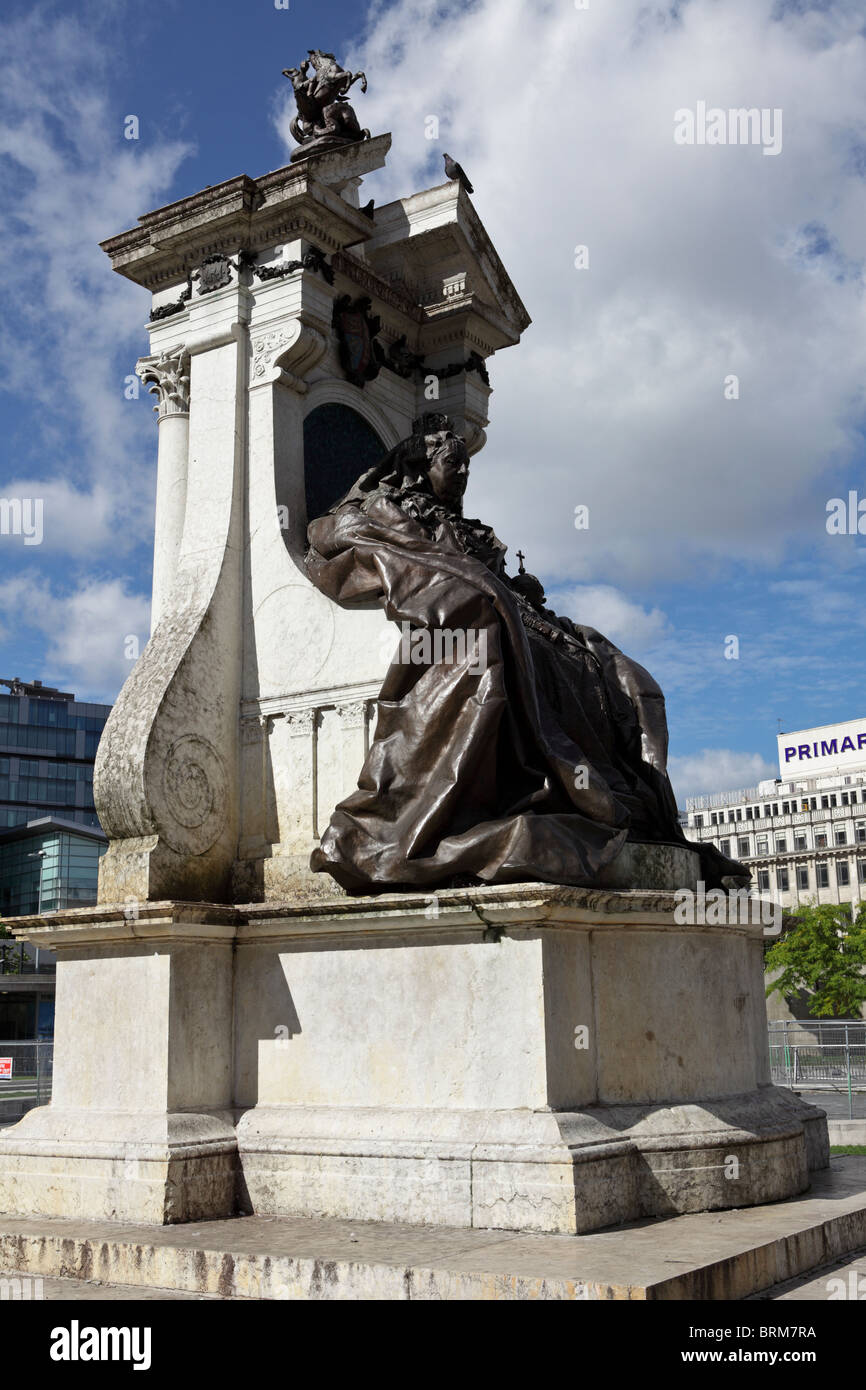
[195, 254, 234, 295]
[332, 294, 383, 388]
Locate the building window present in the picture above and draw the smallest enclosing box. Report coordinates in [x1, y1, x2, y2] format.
[856, 822, 866, 844]
[757, 869, 770, 892]
[838, 862, 850, 887]
[816, 831, 828, 849]
[821, 796, 829, 809]
[835, 827, 847, 846]
[776, 867, 789, 892]
[775, 836, 787, 854]
[796, 866, 809, 890]
[746, 807, 753, 820]
[719, 839, 731, 857]
[859, 861, 866, 884]
[842, 792, 850, 806]
[794, 832, 807, 851]
[816, 863, 829, 888]
[756, 836, 769, 855]
[694, 814, 703, 828]
[738, 837, 749, 857]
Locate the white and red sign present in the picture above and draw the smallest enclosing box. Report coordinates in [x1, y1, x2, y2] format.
[0, 1058, 12, 1081]
[778, 718, 866, 778]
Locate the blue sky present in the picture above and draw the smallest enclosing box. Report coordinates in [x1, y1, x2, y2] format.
[1, 0, 865, 803]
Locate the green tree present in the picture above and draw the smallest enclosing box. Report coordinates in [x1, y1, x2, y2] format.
[0, 919, 18, 975]
[765, 901, 866, 1018]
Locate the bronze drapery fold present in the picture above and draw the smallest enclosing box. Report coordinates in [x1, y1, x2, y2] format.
[304, 421, 745, 893]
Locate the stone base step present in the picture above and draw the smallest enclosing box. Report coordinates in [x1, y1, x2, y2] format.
[1, 1156, 864, 1301]
[748, 1245, 866, 1300]
[0, 1272, 225, 1300]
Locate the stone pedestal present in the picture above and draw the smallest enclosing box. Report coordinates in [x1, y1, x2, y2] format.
[0, 886, 827, 1231]
[233, 884, 827, 1234]
[0, 906, 237, 1223]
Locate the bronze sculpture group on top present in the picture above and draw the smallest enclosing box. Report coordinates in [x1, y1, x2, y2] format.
[282, 50, 370, 161]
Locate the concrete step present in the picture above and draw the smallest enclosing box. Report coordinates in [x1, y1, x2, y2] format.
[1, 1156, 865, 1301]
[0, 1272, 226, 1300]
[749, 1244, 866, 1301]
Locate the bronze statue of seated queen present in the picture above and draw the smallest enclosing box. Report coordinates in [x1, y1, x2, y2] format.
[305, 413, 742, 893]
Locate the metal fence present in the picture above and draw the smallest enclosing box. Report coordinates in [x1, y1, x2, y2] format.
[769, 1019, 866, 1120]
[3, 1028, 864, 1126]
[0, 1041, 53, 1125]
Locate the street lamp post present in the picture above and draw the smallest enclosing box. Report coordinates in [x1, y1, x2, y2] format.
[25, 850, 47, 969]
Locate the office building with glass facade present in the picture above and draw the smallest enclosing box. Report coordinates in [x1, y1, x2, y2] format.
[0, 677, 111, 831]
[0, 679, 112, 1042]
[0, 818, 108, 918]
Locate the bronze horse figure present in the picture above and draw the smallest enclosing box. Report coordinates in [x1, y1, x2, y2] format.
[282, 51, 370, 147]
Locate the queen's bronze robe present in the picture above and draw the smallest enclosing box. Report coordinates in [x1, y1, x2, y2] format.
[305, 482, 742, 891]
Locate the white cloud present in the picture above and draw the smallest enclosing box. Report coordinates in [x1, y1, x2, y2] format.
[0, 479, 138, 559]
[0, 575, 150, 703]
[668, 748, 778, 804]
[548, 583, 671, 652]
[274, 0, 866, 590]
[0, 6, 192, 552]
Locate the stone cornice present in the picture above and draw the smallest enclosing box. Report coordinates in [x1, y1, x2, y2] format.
[330, 250, 423, 322]
[364, 181, 532, 342]
[240, 681, 381, 720]
[8, 881, 767, 948]
[101, 167, 379, 292]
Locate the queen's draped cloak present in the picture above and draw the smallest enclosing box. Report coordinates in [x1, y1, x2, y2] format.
[305, 446, 743, 892]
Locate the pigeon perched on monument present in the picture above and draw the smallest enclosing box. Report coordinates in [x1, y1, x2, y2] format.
[443, 153, 473, 194]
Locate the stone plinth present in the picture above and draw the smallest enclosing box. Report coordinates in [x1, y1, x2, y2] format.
[233, 884, 827, 1234]
[0, 906, 237, 1223]
[0, 886, 827, 1231]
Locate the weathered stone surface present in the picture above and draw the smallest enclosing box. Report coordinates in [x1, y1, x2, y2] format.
[0, 886, 830, 1231]
[1, 1158, 864, 1300]
[0, 908, 237, 1223]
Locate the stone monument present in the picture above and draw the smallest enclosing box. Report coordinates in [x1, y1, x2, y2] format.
[0, 61, 828, 1235]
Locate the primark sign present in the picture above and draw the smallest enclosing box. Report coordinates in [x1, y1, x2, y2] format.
[778, 718, 866, 777]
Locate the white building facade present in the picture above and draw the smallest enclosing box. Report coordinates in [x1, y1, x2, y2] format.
[682, 718, 866, 911]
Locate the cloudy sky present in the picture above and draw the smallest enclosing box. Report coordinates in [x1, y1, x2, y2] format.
[1, 0, 864, 804]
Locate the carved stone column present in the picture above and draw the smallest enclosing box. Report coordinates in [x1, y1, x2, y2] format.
[335, 699, 368, 801]
[137, 346, 190, 630]
[94, 317, 248, 904]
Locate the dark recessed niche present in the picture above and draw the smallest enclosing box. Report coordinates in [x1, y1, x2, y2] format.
[303, 403, 386, 523]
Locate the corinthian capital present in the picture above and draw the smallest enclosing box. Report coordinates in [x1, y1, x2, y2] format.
[137, 345, 191, 417]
